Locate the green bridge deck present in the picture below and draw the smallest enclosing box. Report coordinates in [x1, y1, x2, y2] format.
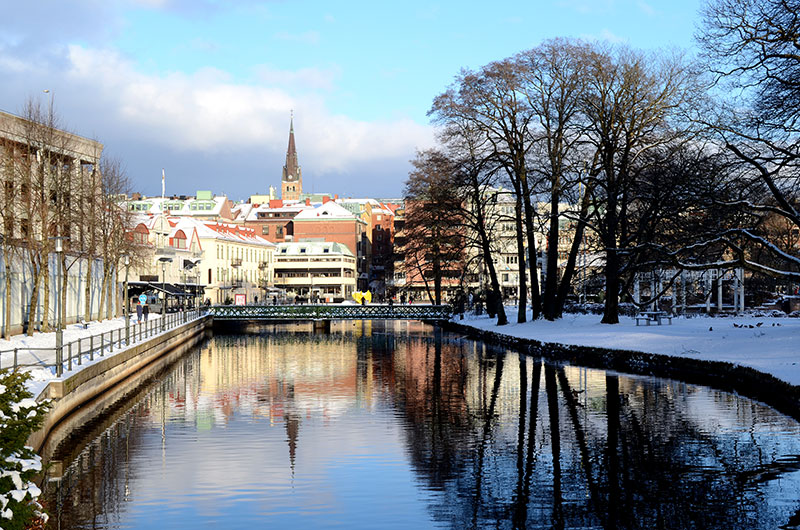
[208, 304, 452, 321]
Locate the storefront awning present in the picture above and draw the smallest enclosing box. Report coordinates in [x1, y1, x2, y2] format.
[145, 282, 193, 297]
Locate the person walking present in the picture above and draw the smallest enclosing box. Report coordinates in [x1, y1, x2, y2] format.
[136, 302, 143, 323]
[143, 304, 149, 322]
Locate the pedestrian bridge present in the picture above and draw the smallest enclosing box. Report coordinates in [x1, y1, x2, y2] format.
[208, 304, 452, 321]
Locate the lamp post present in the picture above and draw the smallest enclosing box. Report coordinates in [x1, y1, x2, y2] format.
[123, 255, 130, 345]
[196, 265, 201, 311]
[51, 236, 68, 377]
[158, 257, 172, 331]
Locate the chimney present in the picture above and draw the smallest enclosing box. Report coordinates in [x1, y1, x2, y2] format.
[323, 196, 331, 204]
[305, 198, 311, 206]
[334, 194, 339, 200]
[269, 199, 283, 208]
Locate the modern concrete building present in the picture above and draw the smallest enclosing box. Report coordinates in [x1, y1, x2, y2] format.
[273, 241, 356, 302]
[0, 109, 107, 335]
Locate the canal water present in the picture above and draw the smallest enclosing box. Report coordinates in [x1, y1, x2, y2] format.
[42, 321, 800, 529]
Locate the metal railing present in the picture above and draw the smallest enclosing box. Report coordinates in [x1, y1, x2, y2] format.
[0, 308, 208, 375]
[208, 304, 453, 321]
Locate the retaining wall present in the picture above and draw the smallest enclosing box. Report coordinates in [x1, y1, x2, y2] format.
[28, 315, 213, 454]
[442, 320, 800, 422]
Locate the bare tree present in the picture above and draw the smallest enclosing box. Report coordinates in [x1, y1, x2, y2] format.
[438, 122, 509, 325]
[431, 60, 543, 320]
[96, 156, 134, 319]
[0, 137, 21, 338]
[16, 98, 77, 335]
[580, 45, 704, 323]
[517, 39, 591, 320]
[403, 150, 467, 305]
[695, 0, 800, 284]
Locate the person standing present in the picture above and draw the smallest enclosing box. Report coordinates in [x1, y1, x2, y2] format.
[136, 302, 143, 323]
[143, 304, 149, 322]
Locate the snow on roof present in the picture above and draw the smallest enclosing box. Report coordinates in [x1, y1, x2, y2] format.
[276, 241, 354, 257]
[174, 217, 275, 247]
[244, 202, 314, 221]
[128, 195, 228, 216]
[232, 203, 254, 222]
[294, 200, 357, 221]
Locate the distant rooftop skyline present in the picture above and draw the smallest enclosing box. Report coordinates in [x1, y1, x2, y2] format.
[0, 0, 702, 200]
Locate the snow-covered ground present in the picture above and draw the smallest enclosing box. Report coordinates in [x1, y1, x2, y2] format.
[455, 310, 800, 387]
[0, 313, 169, 397]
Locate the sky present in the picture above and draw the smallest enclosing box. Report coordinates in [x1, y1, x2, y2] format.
[0, 0, 703, 201]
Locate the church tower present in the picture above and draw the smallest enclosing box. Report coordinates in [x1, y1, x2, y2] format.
[281, 115, 302, 201]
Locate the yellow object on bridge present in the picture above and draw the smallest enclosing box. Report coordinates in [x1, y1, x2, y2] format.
[352, 291, 372, 304]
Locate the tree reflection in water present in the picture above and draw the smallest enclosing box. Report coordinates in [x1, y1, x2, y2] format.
[398, 331, 800, 530]
[41, 324, 800, 530]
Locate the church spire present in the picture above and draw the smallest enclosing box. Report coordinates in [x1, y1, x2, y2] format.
[281, 112, 302, 201]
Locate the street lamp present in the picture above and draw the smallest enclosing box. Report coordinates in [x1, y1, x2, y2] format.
[158, 257, 173, 331]
[196, 264, 201, 311]
[51, 236, 68, 377]
[123, 255, 130, 345]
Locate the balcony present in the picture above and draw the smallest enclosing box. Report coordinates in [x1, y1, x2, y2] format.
[231, 258, 242, 267]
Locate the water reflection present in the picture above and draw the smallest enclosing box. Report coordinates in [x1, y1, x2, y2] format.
[43, 322, 800, 529]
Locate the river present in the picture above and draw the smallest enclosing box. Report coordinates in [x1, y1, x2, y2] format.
[41, 320, 800, 529]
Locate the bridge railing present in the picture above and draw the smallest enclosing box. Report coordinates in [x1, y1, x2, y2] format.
[208, 304, 452, 321]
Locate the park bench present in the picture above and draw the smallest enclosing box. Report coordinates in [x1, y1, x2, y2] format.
[635, 311, 672, 326]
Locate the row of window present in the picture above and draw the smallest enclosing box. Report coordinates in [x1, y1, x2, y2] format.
[216, 243, 271, 264]
[262, 225, 285, 236]
[275, 271, 354, 278]
[215, 267, 272, 283]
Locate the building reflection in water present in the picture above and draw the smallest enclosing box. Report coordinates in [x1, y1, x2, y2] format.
[42, 321, 800, 530]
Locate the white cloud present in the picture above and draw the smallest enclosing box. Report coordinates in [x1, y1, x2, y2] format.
[637, 1, 657, 16]
[64, 44, 432, 173]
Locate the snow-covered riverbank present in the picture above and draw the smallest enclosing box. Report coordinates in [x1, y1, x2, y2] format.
[454, 311, 800, 387]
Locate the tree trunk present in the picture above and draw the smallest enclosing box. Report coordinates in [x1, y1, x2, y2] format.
[519, 171, 542, 319]
[41, 259, 51, 332]
[26, 267, 41, 336]
[542, 186, 561, 320]
[602, 246, 621, 324]
[555, 189, 593, 317]
[514, 196, 528, 323]
[3, 260, 12, 339]
[84, 259, 93, 322]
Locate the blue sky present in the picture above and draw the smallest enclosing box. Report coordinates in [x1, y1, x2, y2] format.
[0, 0, 702, 200]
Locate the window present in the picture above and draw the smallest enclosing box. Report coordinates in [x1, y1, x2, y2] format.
[262, 225, 269, 235]
[300, 248, 306, 253]
[276, 226, 284, 237]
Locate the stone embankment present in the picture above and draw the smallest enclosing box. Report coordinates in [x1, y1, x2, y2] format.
[28, 316, 213, 459]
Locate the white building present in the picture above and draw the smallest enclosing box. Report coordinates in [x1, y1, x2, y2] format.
[273, 242, 357, 302]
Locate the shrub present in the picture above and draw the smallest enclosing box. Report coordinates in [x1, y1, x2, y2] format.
[0, 371, 51, 530]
